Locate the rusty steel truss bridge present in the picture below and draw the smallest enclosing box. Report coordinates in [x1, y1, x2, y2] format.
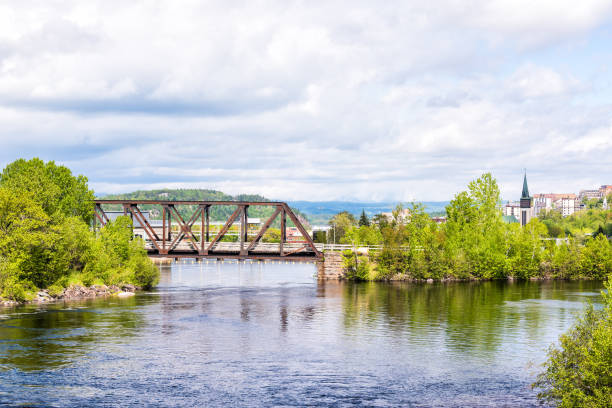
[93, 200, 322, 261]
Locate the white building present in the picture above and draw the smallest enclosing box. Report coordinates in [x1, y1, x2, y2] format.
[560, 198, 576, 216]
[533, 194, 553, 216]
[503, 202, 521, 219]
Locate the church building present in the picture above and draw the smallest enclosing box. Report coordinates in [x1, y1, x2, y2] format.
[519, 173, 534, 226]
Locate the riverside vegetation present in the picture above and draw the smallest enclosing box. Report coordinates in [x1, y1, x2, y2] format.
[533, 278, 611, 408]
[331, 173, 611, 282]
[0, 158, 159, 303]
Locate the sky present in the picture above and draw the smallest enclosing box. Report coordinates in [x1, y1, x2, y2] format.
[0, 0, 611, 202]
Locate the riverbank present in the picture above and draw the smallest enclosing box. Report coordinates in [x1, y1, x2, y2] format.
[320, 251, 610, 282]
[0, 284, 140, 307]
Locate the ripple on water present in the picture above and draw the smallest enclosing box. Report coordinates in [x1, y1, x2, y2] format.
[0, 264, 604, 407]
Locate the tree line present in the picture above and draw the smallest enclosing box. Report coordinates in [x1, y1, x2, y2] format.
[326, 173, 612, 281]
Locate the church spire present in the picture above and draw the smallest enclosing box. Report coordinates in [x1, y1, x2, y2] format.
[521, 172, 530, 199]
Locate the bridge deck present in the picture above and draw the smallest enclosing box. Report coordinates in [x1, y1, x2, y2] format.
[144, 241, 319, 260]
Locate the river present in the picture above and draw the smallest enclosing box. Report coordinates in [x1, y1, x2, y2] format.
[0, 260, 604, 407]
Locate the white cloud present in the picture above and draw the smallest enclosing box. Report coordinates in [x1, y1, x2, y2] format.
[507, 64, 581, 99]
[0, 0, 611, 201]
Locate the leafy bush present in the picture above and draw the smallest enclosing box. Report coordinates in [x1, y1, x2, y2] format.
[342, 250, 371, 281]
[533, 279, 612, 407]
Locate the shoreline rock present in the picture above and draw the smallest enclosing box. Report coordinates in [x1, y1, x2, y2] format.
[0, 284, 141, 307]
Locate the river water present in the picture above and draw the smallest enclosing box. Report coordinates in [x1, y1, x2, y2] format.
[0, 261, 604, 407]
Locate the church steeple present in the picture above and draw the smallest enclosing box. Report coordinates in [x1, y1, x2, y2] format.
[519, 171, 533, 226]
[521, 172, 530, 199]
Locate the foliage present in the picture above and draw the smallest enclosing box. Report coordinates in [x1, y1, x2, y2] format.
[539, 208, 612, 238]
[343, 225, 382, 247]
[443, 173, 506, 279]
[81, 217, 159, 289]
[547, 238, 583, 279]
[328, 211, 357, 244]
[0, 158, 94, 224]
[580, 235, 612, 280]
[334, 173, 612, 282]
[0, 159, 159, 300]
[262, 227, 281, 243]
[533, 279, 612, 407]
[503, 219, 548, 279]
[358, 210, 370, 227]
[342, 250, 371, 281]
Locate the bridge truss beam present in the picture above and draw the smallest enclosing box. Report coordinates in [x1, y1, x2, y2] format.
[93, 200, 322, 261]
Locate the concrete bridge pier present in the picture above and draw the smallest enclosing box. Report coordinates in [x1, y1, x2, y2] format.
[316, 252, 345, 280]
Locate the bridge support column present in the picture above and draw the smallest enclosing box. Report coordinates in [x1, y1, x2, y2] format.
[316, 252, 346, 280]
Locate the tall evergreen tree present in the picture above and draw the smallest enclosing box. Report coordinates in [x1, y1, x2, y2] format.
[359, 209, 370, 227]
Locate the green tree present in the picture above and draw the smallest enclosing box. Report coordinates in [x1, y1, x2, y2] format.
[504, 219, 548, 279]
[580, 235, 612, 279]
[83, 217, 159, 289]
[0, 159, 159, 300]
[329, 211, 357, 244]
[358, 209, 370, 227]
[344, 225, 383, 247]
[371, 213, 389, 230]
[443, 173, 505, 278]
[0, 158, 95, 223]
[0, 187, 56, 289]
[549, 238, 582, 279]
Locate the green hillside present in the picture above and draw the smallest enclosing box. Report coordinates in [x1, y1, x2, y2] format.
[99, 188, 308, 227]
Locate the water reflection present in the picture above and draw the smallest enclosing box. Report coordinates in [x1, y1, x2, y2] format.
[0, 261, 604, 407]
[0, 296, 150, 372]
[338, 280, 602, 360]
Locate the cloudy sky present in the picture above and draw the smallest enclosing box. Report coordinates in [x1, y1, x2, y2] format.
[0, 1, 611, 201]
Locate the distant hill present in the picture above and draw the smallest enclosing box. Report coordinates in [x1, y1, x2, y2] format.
[288, 201, 450, 225]
[99, 189, 449, 226]
[99, 189, 306, 225]
[101, 188, 269, 203]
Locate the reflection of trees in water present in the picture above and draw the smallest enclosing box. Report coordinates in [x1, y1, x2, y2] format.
[341, 280, 603, 354]
[0, 296, 155, 372]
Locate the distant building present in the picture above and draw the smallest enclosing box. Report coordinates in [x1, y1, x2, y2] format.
[600, 185, 612, 197]
[104, 211, 151, 228]
[532, 193, 576, 216]
[579, 189, 602, 201]
[560, 197, 576, 216]
[503, 201, 521, 219]
[519, 173, 534, 226]
[312, 225, 331, 243]
[381, 208, 411, 222]
[431, 216, 446, 224]
[209, 218, 262, 228]
[285, 227, 305, 242]
[533, 194, 553, 216]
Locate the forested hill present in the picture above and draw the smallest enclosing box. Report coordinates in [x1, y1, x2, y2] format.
[99, 189, 307, 225]
[101, 188, 269, 203]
